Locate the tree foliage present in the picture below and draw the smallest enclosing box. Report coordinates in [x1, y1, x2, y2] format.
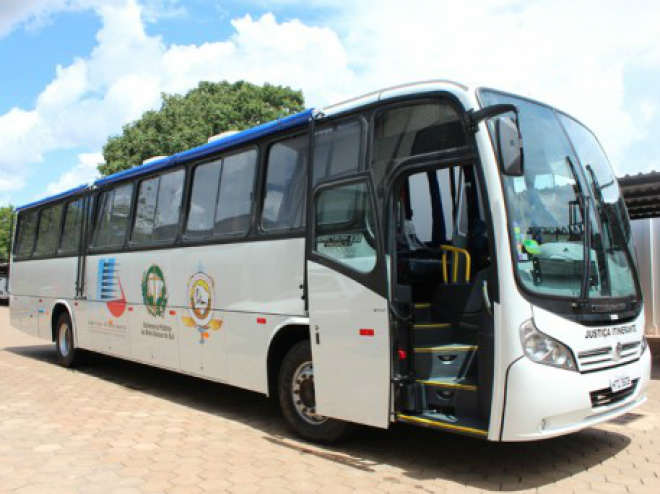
[99, 81, 305, 176]
[0, 206, 14, 263]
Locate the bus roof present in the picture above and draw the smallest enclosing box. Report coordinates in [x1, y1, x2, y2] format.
[16, 79, 473, 213]
[16, 109, 314, 212]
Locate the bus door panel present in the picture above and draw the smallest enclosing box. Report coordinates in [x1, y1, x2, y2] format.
[307, 177, 391, 428]
[85, 255, 131, 357]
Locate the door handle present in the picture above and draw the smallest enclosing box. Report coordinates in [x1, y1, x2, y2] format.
[482, 280, 492, 317]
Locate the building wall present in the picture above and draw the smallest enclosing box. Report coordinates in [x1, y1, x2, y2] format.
[632, 218, 660, 336]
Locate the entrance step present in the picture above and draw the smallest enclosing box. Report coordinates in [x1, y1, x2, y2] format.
[413, 344, 478, 380]
[417, 377, 479, 416]
[396, 411, 488, 438]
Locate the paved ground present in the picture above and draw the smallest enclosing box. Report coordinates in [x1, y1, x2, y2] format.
[1, 305, 659, 494]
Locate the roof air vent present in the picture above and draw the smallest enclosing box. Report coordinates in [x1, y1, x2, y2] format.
[142, 156, 167, 165]
[208, 130, 240, 143]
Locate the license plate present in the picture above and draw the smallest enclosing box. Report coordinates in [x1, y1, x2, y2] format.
[610, 375, 632, 393]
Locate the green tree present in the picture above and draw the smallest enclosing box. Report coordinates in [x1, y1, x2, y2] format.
[100, 81, 305, 176]
[0, 206, 14, 262]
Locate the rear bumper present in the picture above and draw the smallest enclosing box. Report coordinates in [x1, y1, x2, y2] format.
[500, 347, 651, 441]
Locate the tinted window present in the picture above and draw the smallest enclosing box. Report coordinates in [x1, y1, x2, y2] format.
[186, 160, 221, 238]
[92, 183, 133, 248]
[314, 180, 377, 273]
[314, 120, 362, 185]
[132, 176, 159, 245]
[132, 170, 184, 245]
[59, 198, 84, 254]
[373, 102, 465, 189]
[154, 170, 184, 242]
[16, 211, 38, 258]
[262, 135, 307, 231]
[34, 204, 64, 256]
[214, 150, 257, 236]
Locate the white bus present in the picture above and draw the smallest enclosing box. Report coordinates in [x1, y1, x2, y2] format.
[0, 263, 8, 302]
[9, 81, 651, 442]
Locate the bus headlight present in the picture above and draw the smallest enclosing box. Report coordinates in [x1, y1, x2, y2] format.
[519, 319, 576, 371]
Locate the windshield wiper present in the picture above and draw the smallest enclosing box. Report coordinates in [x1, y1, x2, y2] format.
[566, 156, 591, 308]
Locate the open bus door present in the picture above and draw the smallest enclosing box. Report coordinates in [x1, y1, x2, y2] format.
[305, 174, 392, 428]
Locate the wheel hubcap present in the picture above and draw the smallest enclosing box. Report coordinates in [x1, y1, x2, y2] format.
[58, 323, 71, 357]
[291, 361, 328, 425]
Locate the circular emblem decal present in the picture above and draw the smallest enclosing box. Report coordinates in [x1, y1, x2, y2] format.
[141, 264, 168, 317]
[189, 273, 214, 327]
[182, 269, 223, 344]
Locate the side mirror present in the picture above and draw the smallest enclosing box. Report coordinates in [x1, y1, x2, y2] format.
[495, 115, 524, 176]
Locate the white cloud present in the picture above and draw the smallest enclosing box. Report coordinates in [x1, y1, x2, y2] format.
[45, 152, 102, 195]
[0, 0, 72, 37]
[0, 1, 353, 200]
[2, 0, 660, 207]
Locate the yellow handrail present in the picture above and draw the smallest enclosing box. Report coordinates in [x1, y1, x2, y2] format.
[439, 245, 471, 283]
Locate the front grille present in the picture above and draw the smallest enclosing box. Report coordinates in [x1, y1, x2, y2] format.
[590, 379, 639, 408]
[578, 342, 640, 370]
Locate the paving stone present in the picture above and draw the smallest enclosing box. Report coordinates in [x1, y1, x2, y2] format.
[1, 306, 659, 494]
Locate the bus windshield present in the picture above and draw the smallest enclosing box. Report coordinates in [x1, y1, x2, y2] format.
[480, 91, 637, 301]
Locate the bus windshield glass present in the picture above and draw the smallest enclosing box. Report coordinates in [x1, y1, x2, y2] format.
[480, 91, 637, 300]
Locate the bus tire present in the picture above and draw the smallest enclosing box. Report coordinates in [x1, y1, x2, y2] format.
[55, 311, 78, 368]
[278, 339, 355, 443]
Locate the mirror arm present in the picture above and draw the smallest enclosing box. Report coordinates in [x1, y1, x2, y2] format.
[466, 104, 518, 133]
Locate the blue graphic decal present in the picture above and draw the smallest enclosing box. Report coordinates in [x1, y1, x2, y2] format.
[98, 258, 118, 301]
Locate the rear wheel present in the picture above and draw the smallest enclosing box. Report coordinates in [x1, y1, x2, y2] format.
[55, 312, 78, 368]
[278, 340, 354, 443]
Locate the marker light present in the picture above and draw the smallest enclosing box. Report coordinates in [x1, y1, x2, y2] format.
[641, 335, 648, 355]
[519, 319, 577, 371]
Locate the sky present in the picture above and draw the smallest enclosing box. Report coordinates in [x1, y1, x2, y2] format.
[0, 0, 659, 207]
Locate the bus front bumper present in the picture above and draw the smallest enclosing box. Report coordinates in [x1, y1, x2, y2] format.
[500, 348, 651, 441]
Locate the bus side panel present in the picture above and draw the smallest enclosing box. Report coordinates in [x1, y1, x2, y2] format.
[10, 258, 77, 339]
[180, 238, 306, 394]
[85, 253, 135, 359]
[81, 238, 305, 392]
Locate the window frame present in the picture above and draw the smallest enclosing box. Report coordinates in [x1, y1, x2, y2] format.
[182, 145, 259, 245]
[259, 133, 310, 234]
[312, 117, 366, 188]
[57, 197, 86, 256]
[212, 147, 259, 239]
[32, 203, 65, 259]
[89, 181, 135, 253]
[13, 210, 39, 261]
[129, 167, 186, 248]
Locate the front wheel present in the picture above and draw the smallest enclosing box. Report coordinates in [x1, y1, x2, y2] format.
[278, 340, 355, 443]
[55, 312, 78, 368]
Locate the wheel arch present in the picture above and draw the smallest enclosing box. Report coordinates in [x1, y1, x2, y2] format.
[50, 300, 77, 343]
[266, 321, 310, 398]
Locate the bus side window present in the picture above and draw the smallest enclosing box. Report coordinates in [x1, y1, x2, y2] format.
[34, 204, 64, 257]
[214, 149, 257, 236]
[314, 180, 377, 273]
[92, 183, 134, 249]
[313, 120, 362, 186]
[186, 160, 222, 239]
[262, 135, 308, 232]
[132, 169, 184, 245]
[15, 211, 38, 259]
[59, 198, 84, 255]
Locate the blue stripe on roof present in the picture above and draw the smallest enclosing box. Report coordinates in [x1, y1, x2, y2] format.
[17, 109, 314, 211]
[16, 184, 90, 212]
[94, 109, 314, 187]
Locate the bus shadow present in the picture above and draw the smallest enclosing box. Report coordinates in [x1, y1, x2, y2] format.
[7, 344, 633, 492]
[651, 355, 660, 380]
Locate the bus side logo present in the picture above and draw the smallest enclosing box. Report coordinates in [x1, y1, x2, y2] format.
[182, 270, 223, 344]
[98, 258, 126, 318]
[141, 264, 168, 317]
